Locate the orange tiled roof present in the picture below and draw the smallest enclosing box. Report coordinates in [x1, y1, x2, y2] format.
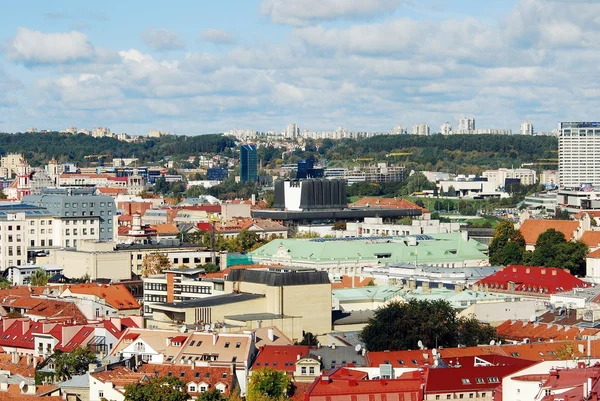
[150, 223, 180, 236]
[26, 299, 87, 322]
[519, 219, 579, 245]
[574, 211, 600, 219]
[92, 366, 145, 387]
[349, 197, 430, 213]
[96, 187, 128, 195]
[581, 231, 600, 248]
[331, 276, 374, 289]
[64, 283, 140, 311]
[588, 248, 600, 258]
[0, 385, 61, 400]
[496, 320, 600, 342]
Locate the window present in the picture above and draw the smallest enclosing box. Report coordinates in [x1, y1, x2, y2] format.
[236, 342, 241, 348]
[309, 367, 315, 374]
[446, 396, 451, 400]
[469, 394, 474, 399]
[98, 390, 104, 398]
[459, 395, 464, 400]
[487, 377, 499, 383]
[189, 385, 196, 392]
[200, 386, 207, 392]
[481, 393, 486, 398]
[41, 240, 45, 246]
[436, 396, 440, 400]
[224, 342, 230, 348]
[301, 367, 307, 374]
[461, 378, 471, 385]
[475, 378, 484, 384]
[49, 240, 53, 246]
[66, 240, 70, 247]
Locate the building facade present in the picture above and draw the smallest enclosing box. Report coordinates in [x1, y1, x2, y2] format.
[240, 144, 258, 182]
[558, 121, 600, 188]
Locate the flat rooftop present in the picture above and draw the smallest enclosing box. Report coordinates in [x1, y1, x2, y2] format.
[152, 293, 264, 311]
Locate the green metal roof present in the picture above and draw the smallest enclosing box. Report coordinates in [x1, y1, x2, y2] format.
[251, 233, 488, 265]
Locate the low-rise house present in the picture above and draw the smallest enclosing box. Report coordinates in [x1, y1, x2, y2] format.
[59, 283, 141, 317]
[4, 264, 63, 286]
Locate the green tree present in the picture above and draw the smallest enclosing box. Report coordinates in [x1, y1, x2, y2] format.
[529, 229, 588, 275]
[457, 315, 497, 347]
[124, 376, 188, 401]
[141, 252, 171, 277]
[553, 208, 571, 220]
[359, 300, 496, 351]
[0, 276, 10, 289]
[197, 388, 227, 401]
[236, 229, 260, 252]
[53, 347, 97, 381]
[332, 221, 346, 231]
[488, 221, 525, 266]
[199, 263, 220, 273]
[299, 331, 318, 346]
[247, 368, 291, 401]
[405, 172, 435, 194]
[30, 269, 49, 286]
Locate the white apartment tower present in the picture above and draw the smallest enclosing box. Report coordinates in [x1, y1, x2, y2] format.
[558, 122, 600, 189]
[440, 122, 452, 135]
[412, 123, 430, 136]
[520, 121, 534, 135]
[284, 123, 300, 139]
[457, 117, 475, 133]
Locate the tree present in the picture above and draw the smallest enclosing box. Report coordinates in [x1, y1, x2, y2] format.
[553, 208, 571, 220]
[247, 368, 291, 401]
[359, 300, 496, 351]
[124, 376, 188, 401]
[299, 331, 318, 346]
[30, 269, 49, 286]
[405, 172, 435, 194]
[0, 276, 10, 289]
[199, 263, 220, 273]
[332, 221, 346, 231]
[236, 229, 260, 252]
[529, 229, 588, 275]
[53, 347, 97, 381]
[141, 252, 171, 277]
[488, 221, 525, 266]
[197, 388, 227, 401]
[457, 315, 497, 347]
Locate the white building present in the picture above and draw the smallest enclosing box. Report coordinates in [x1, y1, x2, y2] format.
[390, 125, 407, 135]
[558, 122, 600, 188]
[457, 117, 475, 133]
[412, 123, 430, 136]
[482, 168, 538, 188]
[440, 122, 452, 136]
[4, 264, 63, 285]
[61, 126, 78, 134]
[148, 130, 168, 138]
[520, 121, 534, 135]
[343, 217, 461, 237]
[92, 127, 112, 138]
[284, 123, 300, 139]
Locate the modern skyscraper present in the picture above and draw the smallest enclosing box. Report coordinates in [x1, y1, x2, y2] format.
[240, 144, 258, 182]
[520, 121, 534, 135]
[558, 122, 600, 188]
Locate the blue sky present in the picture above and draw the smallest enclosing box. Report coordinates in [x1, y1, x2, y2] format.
[0, 0, 597, 135]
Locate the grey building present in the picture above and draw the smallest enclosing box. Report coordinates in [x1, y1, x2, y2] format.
[23, 188, 116, 242]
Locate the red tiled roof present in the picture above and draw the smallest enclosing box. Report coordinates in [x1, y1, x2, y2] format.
[496, 320, 600, 342]
[63, 283, 140, 310]
[589, 248, 600, 258]
[349, 197, 430, 213]
[306, 369, 424, 400]
[97, 187, 128, 195]
[55, 326, 95, 352]
[150, 223, 180, 236]
[136, 364, 233, 395]
[581, 231, 600, 248]
[475, 265, 589, 294]
[574, 211, 600, 219]
[26, 299, 87, 322]
[519, 219, 579, 245]
[253, 345, 310, 373]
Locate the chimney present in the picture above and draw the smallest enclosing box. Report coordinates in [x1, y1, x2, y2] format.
[26, 354, 31, 367]
[321, 376, 330, 384]
[213, 333, 218, 345]
[297, 354, 301, 360]
[132, 213, 142, 231]
[0, 382, 7, 391]
[166, 337, 173, 347]
[268, 328, 275, 342]
[251, 194, 256, 206]
[11, 353, 19, 364]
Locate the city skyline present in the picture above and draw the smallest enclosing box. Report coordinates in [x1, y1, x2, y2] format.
[0, 0, 598, 135]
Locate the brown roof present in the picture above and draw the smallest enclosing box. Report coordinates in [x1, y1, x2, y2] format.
[26, 299, 87, 322]
[581, 231, 600, 248]
[150, 223, 180, 236]
[331, 276, 374, 289]
[519, 219, 579, 245]
[350, 197, 430, 212]
[62, 283, 140, 311]
[0, 385, 61, 400]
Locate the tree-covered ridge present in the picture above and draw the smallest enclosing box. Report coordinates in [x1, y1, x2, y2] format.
[0, 132, 236, 166]
[318, 134, 557, 173]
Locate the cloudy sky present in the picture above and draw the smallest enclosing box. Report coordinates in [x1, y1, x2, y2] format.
[0, 0, 597, 135]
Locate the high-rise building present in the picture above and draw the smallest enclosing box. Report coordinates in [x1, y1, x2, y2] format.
[240, 144, 258, 182]
[284, 123, 300, 139]
[457, 117, 475, 133]
[440, 122, 452, 135]
[520, 121, 534, 135]
[558, 122, 600, 188]
[412, 123, 430, 136]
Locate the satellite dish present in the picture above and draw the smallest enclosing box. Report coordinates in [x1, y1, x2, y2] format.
[490, 340, 496, 346]
[432, 348, 437, 356]
[355, 344, 362, 353]
[417, 340, 423, 350]
[19, 381, 25, 389]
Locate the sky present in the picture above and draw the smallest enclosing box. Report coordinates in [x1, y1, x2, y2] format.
[0, 0, 598, 135]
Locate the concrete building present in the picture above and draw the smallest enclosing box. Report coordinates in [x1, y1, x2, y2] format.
[440, 122, 452, 135]
[4, 264, 63, 285]
[457, 117, 475, 133]
[343, 217, 461, 237]
[284, 123, 299, 139]
[520, 120, 534, 135]
[540, 170, 558, 188]
[558, 121, 600, 188]
[24, 187, 116, 243]
[411, 123, 430, 136]
[483, 168, 538, 188]
[92, 127, 112, 138]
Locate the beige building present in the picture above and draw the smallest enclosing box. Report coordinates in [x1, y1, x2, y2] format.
[150, 268, 332, 342]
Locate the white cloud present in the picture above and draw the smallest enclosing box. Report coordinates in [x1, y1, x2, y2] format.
[141, 28, 185, 51]
[7, 28, 94, 64]
[261, 0, 406, 26]
[199, 29, 235, 44]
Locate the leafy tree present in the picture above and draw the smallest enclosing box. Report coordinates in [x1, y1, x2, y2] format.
[197, 388, 227, 401]
[457, 315, 497, 347]
[332, 221, 346, 231]
[236, 229, 260, 252]
[30, 269, 49, 286]
[299, 331, 318, 346]
[141, 252, 171, 277]
[553, 208, 571, 220]
[199, 263, 220, 273]
[359, 300, 496, 351]
[489, 221, 525, 266]
[53, 347, 97, 381]
[0, 276, 10, 289]
[405, 172, 435, 194]
[529, 229, 588, 275]
[415, 199, 425, 208]
[247, 368, 291, 401]
[124, 376, 188, 401]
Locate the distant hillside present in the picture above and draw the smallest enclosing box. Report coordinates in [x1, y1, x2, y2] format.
[320, 134, 558, 174]
[0, 132, 236, 166]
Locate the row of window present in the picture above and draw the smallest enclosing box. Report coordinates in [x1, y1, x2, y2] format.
[435, 393, 489, 400]
[64, 211, 112, 217]
[64, 202, 111, 208]
[30, 239, 53, 247]
[65, 228, 95, 236]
